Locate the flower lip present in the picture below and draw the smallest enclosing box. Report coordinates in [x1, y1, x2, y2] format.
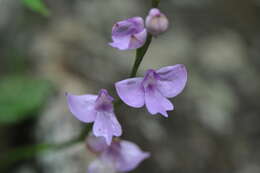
[95, 89, 114, 112]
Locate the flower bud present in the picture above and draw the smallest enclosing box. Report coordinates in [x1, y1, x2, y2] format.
[145, 8, 169, 36]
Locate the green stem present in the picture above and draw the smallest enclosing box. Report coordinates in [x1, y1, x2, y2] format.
[129, 0, 161, 77]
[152, 0, 160, 8]
[130, 34, 152, 77]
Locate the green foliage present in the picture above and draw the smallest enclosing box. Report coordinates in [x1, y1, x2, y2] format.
[22, 0, 50, 17]
[0, 75, 53, 124]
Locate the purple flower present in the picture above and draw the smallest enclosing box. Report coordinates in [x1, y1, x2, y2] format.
[87, 136, 150, 173]
[115, 64, 187, 117]
[145, 8, 169, 36]
[109, 17, 147, 50]
[66, 89, 122, 145]
[87, 134, 109, 153]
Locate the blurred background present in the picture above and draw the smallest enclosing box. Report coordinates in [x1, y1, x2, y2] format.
[1, 0, 260, 173]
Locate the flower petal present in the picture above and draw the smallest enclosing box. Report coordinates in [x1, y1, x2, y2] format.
[109, 36, 131, 50]
[87, 134, 109, 153]
[93, 112, 122, 145]
[144, 88, 173, 117]
[156, 64, 187, 98]
[127, 16, 145, 32]
[112, 17, 144, 37]
[115, 77, 145, 108]
[128, 29, 147, 49]
[66, 93, 97, 123]
[95, 89, 114, 112]
[114, 140, 150, 172]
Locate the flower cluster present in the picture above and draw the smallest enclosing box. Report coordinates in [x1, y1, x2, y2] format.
[109, 8, 169, 50]
[66, 8, 188, 173]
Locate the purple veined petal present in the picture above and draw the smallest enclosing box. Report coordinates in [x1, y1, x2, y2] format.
[109, 36, 131, 50]
[87, 134, 109, 153]
[144, 88, 174, 117]
[66, 93, 97, 123]
[112, 21, 135, 37]
[93, 112, 122, 145]
[127, 17, 145, 30]
[112, 17, 144, 37]
[128, 29, 147, 49]
[116, 140, 150, 172]
[115, 77, 145, 108]
[156, 64, 188, 98]
[88, 159, 116, 173]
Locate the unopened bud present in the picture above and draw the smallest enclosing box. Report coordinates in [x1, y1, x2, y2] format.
[145, 8, 169, 36]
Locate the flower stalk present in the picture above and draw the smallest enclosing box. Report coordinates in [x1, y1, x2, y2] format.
[152, 0, 160, 8]
[129, 0, 161, 78]
[130, 34, 152, 77]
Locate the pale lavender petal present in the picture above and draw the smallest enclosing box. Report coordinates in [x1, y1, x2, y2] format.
[109, 36, 131, 50]
[144, 88, 173, 117]
[66, 93, 97, 123]
[116, 140, 150, 172]
[110, 113, 122, 137]
[156, 64, 187, 98]
[115, 77, 145, 108]
[148, 8, 161, 16]
[127, 16, 145, 32]
[128, 29, 147, 49]
[87, 134, 109, 153]
[88, 160, 116, 173]
[112, 17, 144, 37]
[93, 112, 122, 145]
[112, 22, 135, 37]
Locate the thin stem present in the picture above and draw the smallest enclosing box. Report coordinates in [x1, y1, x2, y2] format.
[130, 34, 152, 77]
[152, 0, 160, 8]
[129, 0, 161, 77]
